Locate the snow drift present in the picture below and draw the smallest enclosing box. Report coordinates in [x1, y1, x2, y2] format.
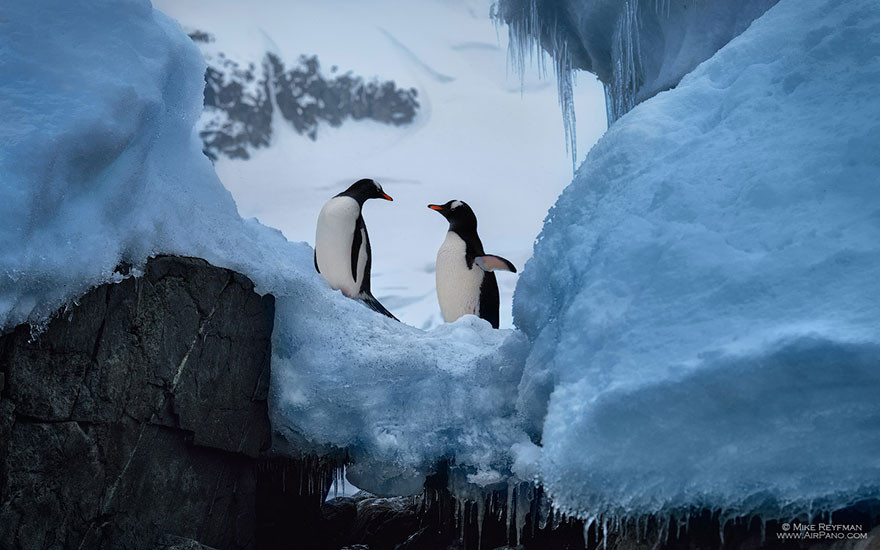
[514, 0, 880, 518]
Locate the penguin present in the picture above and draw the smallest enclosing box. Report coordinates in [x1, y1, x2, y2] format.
[315, 178, 397, 319]
[428, 200, 516, 328]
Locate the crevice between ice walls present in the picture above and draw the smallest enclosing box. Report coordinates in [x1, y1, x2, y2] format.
[494, 0, 780, 131]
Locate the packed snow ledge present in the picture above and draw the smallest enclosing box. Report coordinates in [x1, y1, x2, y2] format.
[1, 0, 878, 525]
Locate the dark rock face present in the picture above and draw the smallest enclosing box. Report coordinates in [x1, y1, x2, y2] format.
[268, 54, 418, 141]
[0, 256, 277, 549]
[200, 55, 274, 161]
[191, 30, 419, 162]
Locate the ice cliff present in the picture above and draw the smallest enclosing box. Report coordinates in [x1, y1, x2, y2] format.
[513, 0, 880, 519]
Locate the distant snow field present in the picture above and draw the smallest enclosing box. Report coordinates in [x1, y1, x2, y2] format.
[153, 0, 608, 329]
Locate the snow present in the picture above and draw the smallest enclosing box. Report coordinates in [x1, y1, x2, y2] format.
[513, 0, 880, 519]
[152, 0, 608, 330]
[271, 301, 530, 495]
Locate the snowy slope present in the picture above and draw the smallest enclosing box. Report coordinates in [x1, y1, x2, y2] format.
[153, 0, 608, 329]
[514, 0, 880, 519]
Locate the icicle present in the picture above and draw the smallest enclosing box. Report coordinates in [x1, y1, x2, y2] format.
[652, 515, 667, 550]
[663, 514, 671, 546]
[460, 499, 466, 544]
[605, 0, 644, 125]
[515, 483, 531, 545]
[585, 515, 597, 546]
[498, 0, 578, 171]
[477, 496, 486, 550]
[506, 479, 515, 545]
[603, 515, 610, 550]
[760, 516, 767, 544]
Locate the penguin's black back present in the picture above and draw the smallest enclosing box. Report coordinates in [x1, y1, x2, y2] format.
[478, 271, 501, 329]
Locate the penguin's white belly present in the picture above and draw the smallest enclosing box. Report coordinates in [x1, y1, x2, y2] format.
[436, 231, 484, 323]
[315, 197, 365, 297]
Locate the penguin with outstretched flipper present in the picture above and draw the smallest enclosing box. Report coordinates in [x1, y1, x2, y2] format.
[428, 200, 516, 328]
[315, 178, 397, 320]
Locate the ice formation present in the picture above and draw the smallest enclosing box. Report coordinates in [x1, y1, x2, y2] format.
[514, 0, 880, 519]
[495, 0, 779, 127]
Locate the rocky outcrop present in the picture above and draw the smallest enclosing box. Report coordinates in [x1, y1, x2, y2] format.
[0, 256, 333, 550]
[190, 31, 419, 161]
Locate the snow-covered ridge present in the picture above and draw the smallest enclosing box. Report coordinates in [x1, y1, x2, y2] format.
[495, 0, 778, 126]
[191, 30, 419, 161]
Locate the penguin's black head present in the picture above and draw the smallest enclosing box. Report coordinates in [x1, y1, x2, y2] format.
[338, 178, 393, 204]
[428, 200, 477, 233]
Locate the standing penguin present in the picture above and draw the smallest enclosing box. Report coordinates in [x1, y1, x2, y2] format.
[315, 178, 397, 319]
[428, 200, 516, 328]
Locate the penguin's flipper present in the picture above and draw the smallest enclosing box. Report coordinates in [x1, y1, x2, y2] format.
[359, 291, 399, 321]
[314, 249, 320, 273]
[475, 255, 517, 273]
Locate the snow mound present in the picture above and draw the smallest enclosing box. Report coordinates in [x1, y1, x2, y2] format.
[0, 0, 315, 332]
[514, 0, 880, 518]
[271, 296, 530, 495]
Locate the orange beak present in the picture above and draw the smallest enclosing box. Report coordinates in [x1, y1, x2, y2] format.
[381, 193, 393, 201]
[428, 204, 444, 211]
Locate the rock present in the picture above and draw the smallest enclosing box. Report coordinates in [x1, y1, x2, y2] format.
[0, 256, 277, 550]
[351, 497, 421, 550]
[155, 535, 219, 550]
[194, 40, 419, 161]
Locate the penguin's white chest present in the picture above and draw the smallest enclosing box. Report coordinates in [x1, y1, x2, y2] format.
[435, 231, 484, 323]
[315, 196, 366, 297]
